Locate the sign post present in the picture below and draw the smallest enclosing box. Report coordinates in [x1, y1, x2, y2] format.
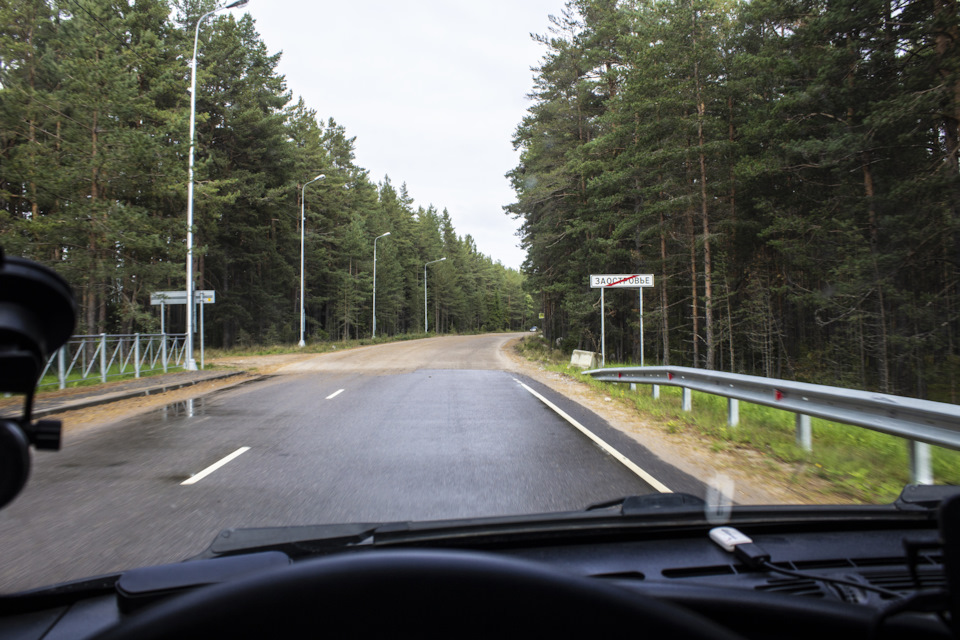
[150, 290, 215, 369]
[160, 301, 166, 372]
[638, 287, 644, 367]
[589, 275, 655, 367]
[200, 294, 205, 369]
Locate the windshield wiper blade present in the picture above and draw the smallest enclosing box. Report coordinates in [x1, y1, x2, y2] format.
[585, 493, 706, 515]
[196, 488, 953, 561]
[197, 523, 382, 559]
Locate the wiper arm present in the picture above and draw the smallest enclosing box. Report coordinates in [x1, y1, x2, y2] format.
[895, 485, 960, 511]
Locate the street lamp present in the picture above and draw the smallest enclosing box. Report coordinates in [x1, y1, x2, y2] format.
[372, 232, 391, 339]
[299, 174, 325, 347]
[185, 0, 250, 370]
[424, 257, 446, 333]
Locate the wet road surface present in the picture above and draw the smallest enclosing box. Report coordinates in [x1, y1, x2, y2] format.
[0, 334, 702, 592]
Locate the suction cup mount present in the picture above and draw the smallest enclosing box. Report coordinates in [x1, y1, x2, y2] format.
[0, 248, 76, 509]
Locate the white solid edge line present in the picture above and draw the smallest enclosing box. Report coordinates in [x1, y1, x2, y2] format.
[326, 389, 345, 400]
[181, 447, 251, 486]
[514, 379, 672, 493]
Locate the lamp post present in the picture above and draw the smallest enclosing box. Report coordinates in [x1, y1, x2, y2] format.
[372, 232, 391, 339]
[185, 0, 249, 370]
[424, 257, 446, 333]
[299, 174, 325, 347]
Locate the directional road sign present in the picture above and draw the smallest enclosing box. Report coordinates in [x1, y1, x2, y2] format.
[150, 290, 216, 305]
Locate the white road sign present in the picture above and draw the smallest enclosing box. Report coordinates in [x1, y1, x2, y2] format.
[590, 274, 656, 367]
[150, 290, 216, 305]
[589, 274, 654, 288]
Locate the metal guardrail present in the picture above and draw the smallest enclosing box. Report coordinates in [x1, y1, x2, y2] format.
[585, 366, 960, 485]
[39, 333, 188, 389]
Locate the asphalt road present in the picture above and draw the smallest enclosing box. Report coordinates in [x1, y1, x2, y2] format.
[0, 334, 702, 593]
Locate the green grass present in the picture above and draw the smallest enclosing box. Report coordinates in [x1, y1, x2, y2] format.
[513, 336, 960, 504]
[37, 361, 186, 391]
[513, 334, 563, 365]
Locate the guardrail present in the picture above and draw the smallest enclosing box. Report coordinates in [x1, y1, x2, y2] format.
[584, 366, 960, 485]
[39, 333, 188, 390]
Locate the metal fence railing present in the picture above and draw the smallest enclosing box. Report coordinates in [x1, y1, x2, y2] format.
[39, 333, 188, 390]
[585, 366, 960, 485]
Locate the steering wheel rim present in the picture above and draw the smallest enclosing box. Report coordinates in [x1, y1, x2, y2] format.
[96, 548, 744, 638]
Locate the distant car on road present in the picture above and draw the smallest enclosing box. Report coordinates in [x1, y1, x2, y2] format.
[529, 326, 538, 332]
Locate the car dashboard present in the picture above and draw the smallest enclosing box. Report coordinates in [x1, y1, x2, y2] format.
[501, 522, 948, 638]
[0, 510, 953, 639]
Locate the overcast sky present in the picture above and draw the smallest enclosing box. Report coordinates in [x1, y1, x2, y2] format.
[243, 2, 569, 271]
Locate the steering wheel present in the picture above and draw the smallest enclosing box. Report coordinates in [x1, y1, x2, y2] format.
[96, 548, 744, 638]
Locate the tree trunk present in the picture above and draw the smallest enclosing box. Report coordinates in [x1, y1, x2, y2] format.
[693, 8, 715, 369]
[935, 0, 960, 172]
[87, 107, 101, 333]
[863, 154, 891, 392]
[726, 279, 735, 372]
[687, 205, 699, 367]
[660, 211, 670, 366]
[26, 18, 38, 219]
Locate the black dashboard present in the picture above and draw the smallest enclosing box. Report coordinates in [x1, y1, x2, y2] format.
[502, 523, 949, 638]
[0, 514, 952, 639]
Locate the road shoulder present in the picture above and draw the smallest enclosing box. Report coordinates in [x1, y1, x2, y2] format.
[29, 372, 261, 435]
[498, 338, 818, 506]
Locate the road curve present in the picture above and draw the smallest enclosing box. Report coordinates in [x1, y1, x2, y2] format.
[278, 333, 526, 374]
[0, 333, 702, 593]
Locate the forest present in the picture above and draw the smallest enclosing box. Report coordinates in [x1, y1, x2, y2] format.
[508, 0, 960, 399]
[4, 0, 960, 401]
[0, 0, 535, 348]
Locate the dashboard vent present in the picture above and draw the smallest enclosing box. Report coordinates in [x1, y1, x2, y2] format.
[594, 570, 646, 581]
[755, 577, 826, 599]
[791, 559, 855, 570]
[861, 569, 946, 595]
[830, 579, 871, 604]
[662, 565, 735, 579]
[756, 565, 945, 602]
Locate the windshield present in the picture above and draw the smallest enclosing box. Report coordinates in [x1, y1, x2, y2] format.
[0, 0, 959, 595]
